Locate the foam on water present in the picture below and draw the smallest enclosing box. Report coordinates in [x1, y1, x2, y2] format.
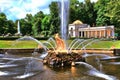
[100, 56, 120, 60]
[0, 71, 9, 76]
[89, 70, 117, 80]
[0, 64, 18, 68]
[108, 62, 120, 65]
[13, 73, 35, 79]
[0, 71, 18, 76]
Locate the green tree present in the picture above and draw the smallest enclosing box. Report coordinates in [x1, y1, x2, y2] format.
[0, 13, 7, 35]
[24, 14, 33, 35]
[69, 0, 96, 26]
[5, 20, 16, 34]
[69, 0, 80, 23]
[18, 19, 32, 36]
[0, 13, 16, 35]
[49, 2, 60, 34]
[84, 0, 97, 26]
[105, 0, 120, 27]
[41, 15, 52, 37]
[95, 0, 110, 26]
[32, 11, 45, 36]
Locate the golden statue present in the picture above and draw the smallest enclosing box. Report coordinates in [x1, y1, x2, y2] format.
[55, 33, 66, 51]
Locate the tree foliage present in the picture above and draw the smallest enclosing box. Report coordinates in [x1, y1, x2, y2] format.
[94, 0, 110, 26]
[0, 13, 15, 35]
[69, 0, 96, 26]
[69, 0, 79, 23]
[105, 0, 120, 27]
[49, 2, 60, 34]
[0, 0, 120, 37]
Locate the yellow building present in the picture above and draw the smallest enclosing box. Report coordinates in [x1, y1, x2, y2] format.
[68, 20, 115, 38]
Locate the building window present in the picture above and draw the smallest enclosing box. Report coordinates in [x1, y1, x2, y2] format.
[79, 32, 81, 37]
[70, 28, 73, 37]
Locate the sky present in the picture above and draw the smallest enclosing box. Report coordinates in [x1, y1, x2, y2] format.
[0, 0, 97, 21]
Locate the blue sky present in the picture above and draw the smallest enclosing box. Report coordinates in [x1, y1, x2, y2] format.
[0, 0, 97, 21]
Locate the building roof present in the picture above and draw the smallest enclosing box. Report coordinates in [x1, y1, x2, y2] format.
[73, 20, 83, 25]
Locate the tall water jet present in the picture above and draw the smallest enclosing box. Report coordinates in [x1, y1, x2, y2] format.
[59, 0, 70, 40]
[17, 20, 21, 35]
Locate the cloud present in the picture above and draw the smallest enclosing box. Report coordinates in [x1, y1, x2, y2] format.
[91, 0, 98, 2]
[78, 0, 98, 2]
[0, 0, 97, 21]
[0, 0, 52, 21]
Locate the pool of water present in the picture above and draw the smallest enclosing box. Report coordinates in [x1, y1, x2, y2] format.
[0, 53, 120, 80]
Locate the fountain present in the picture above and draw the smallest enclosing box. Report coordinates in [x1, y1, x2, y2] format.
[17, 20, 21, 35]
[60, 0, 69, 40]
[0, 0, 120, 80]
[41, 33, 85, 66]
[15, 20, 22, 36]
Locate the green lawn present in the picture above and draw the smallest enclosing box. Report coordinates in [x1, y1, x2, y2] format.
[114, 40, 120, 48]
[0, 40, 38, 48]
[0, 39, 119, 49]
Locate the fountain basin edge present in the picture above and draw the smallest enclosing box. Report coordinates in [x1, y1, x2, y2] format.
[0, 48, 117, 67]
[0, 48, 115, 56]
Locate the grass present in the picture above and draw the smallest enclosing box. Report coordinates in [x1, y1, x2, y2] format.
[0, 39, 119, 49]
[114, 40, 120, 49]
[87, 40, 114, 49]
[0, 40, 13, 48]
[0, 40, 38, 48]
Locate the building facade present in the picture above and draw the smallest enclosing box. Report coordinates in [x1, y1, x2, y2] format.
[68, 20, 115, 38]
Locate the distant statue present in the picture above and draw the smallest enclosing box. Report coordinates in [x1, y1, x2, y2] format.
[55, 33, 66, 50]
[38, 45, 43, 49]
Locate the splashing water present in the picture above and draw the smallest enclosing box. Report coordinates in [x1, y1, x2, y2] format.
[6, 36, 48, 59]
[75, 62, 117, 80]
[16, 36, 47, 51]
[17, 20, 21, 34]
[0, 71, 18, 76]
[14, 57, 43, 79]
[0, 53, 44, 79]
[100, 56, 120, 61]
[59, 0, 70, 40]
[13, 73, 35, 79]
[108, 62, 120, 65]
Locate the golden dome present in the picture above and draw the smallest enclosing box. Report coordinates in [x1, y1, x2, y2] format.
[73, 20, 83, 25]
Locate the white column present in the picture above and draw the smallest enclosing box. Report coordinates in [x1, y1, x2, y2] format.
[112, 29, 115, 38]
[84, 31, 86, 38]
[100, 31, 101, 38]
[85, 31, 87, 38]
[108, 30, 110, 37]
[95, 31, 97, 38]
[90, 31, 91, 38]
[93, 31, 95, 38]
[88, 31, 89, 38]
[90, 31, 92, 38]
[106, 30, 109, 38]
[104, 30, 106, 37]
[93, 31, 95, 37]
[91, 31, 93, 37]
